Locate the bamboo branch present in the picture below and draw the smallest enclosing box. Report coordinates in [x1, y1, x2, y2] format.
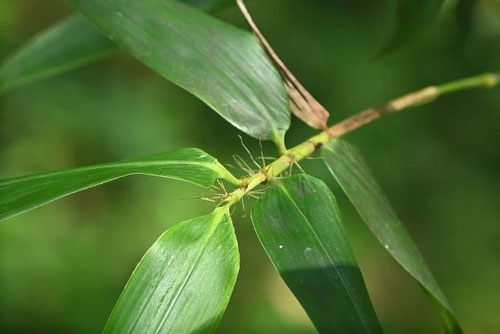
[225, 72, 499, 205]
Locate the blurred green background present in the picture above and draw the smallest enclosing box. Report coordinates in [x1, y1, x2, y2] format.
[1, 0, 499, 333]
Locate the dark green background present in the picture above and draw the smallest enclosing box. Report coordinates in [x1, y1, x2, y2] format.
[1, 0, 499, 333]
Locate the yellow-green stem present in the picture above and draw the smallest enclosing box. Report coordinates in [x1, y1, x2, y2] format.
[225, 72, 499, 205]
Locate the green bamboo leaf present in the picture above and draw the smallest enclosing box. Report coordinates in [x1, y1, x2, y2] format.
[0, 148, 237, 222]
[0, 0, 231, 94]
[322, 139, 461, 333]
[67, 0, 291, 142]
[251, 174, 382, 333]
[379, 0, 444, 55]
[104, 207, 239, 333]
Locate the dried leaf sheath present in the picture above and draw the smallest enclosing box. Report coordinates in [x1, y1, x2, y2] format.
[237, 0, 330, 130]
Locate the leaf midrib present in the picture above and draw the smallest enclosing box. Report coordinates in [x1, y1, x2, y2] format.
[279, 183, 371, 332]
[155, 210, 227, 333]
[125, 255, 177, 334]
[0, 160, 219, 186]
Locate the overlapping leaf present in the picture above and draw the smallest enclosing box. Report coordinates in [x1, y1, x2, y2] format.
[252, 174, 382, 333]
[67, 0, 291, 142]
[0, 148, 237, 222]
[104, 208, 239, 333]
[322, 139, 461, 333]
[0, 0, 231, 94]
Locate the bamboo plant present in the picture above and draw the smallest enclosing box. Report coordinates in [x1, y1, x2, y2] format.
[1, 0, 498, 333]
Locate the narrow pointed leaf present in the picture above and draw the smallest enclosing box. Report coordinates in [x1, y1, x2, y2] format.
[0, 148, 237, 222]
[322, 139, 461, 333]
[0, 0, 231, 94]
[104, 208, 239, 333]
[379, 0, 444, 55]
[252, 174, 382, 333]
[67, 0, 291, 141]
